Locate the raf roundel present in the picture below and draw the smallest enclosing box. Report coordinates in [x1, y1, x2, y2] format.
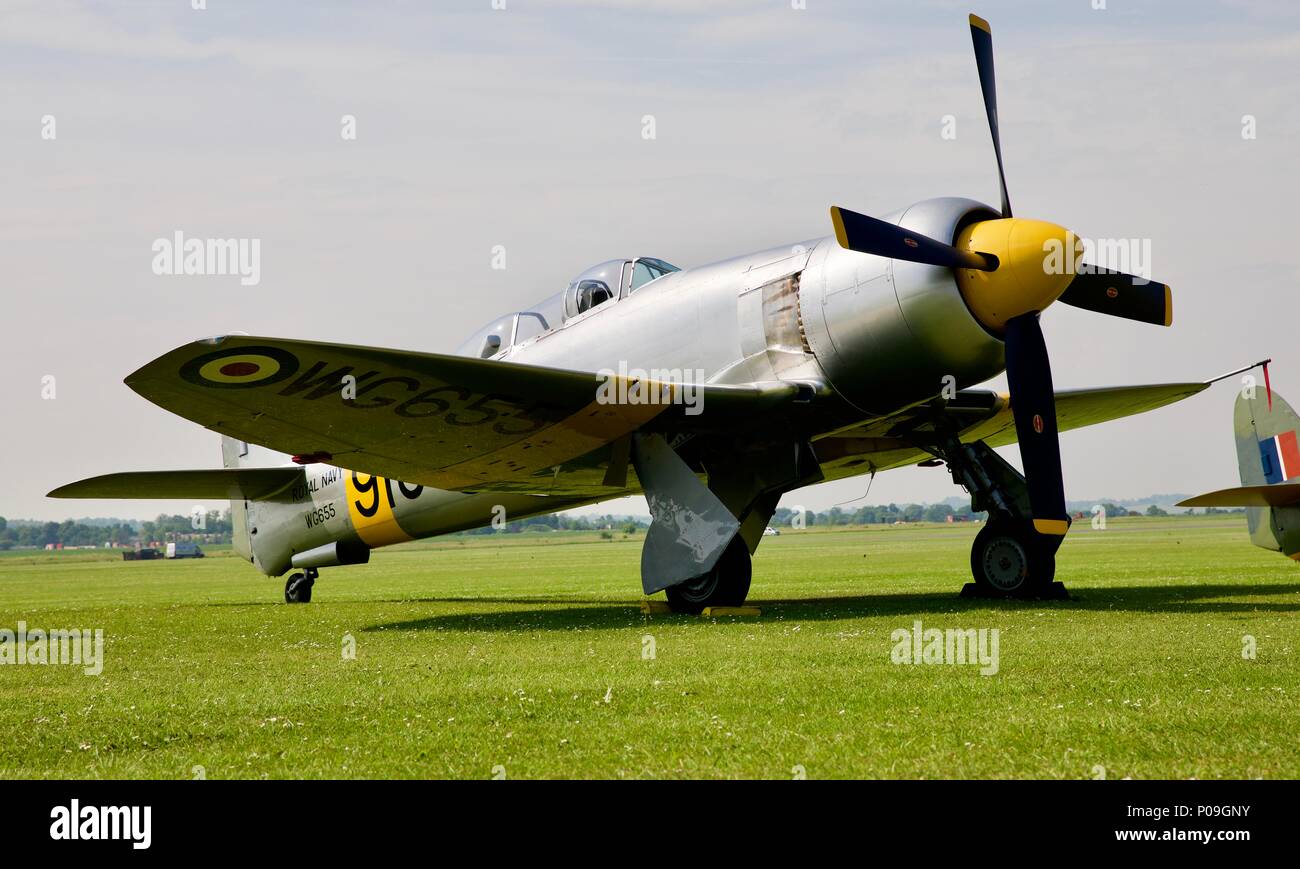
[180, 345, 300, 390]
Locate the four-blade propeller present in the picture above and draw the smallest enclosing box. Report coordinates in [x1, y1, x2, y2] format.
[829, 13, 1177, 541]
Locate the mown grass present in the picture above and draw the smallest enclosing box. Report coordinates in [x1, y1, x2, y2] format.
[1, 516, 1295, 779]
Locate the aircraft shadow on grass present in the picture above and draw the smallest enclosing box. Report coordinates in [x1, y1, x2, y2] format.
[359, 582, 1300, 634]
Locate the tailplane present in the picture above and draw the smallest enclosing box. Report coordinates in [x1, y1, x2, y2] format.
[47, 436, 301, 567]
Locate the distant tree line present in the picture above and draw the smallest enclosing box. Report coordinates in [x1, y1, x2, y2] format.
[139, 511, 233, 542]
[773, 503, 984, 527]
[456, 513, 648, 536]
[0, 512, 233, 549]
[0, 499, 1240, 551]
[1094, 503, 1243, 518]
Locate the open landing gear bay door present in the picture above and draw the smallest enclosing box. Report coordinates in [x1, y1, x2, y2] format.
[121, 336, 804, 495]
[631, 433, 740, 594]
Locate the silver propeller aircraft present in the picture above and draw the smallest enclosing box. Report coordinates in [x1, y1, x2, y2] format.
[53, 15, 1210, 611]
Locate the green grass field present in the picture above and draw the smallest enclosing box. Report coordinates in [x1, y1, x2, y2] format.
[1, 516, 1296, 779]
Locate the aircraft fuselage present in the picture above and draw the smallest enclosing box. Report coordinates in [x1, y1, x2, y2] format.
[244, 197, 1010, 575]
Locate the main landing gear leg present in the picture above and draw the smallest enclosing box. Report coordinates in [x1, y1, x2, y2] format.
[660, 437, 822, 615]
[940, 441, 1070, 600]
[632, 433, 821, 614]
[284, 568, 317, 603]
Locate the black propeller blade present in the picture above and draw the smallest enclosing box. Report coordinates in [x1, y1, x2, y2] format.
[969, 14, 1012, 219]
[1003, 313, 1069, 536]
[830, 205, 997, 271]
[1057, 267, 1173, 326]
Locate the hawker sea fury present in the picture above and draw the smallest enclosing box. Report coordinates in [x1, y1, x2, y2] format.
[53, 15, 1214, 611]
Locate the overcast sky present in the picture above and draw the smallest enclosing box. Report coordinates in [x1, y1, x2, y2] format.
[2, 0, 1298, 521]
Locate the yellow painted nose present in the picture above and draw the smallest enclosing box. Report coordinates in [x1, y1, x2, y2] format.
[954, 218, 1082, 332]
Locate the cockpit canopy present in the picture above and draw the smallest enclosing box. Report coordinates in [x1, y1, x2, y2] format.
[455, 256, 680, 359]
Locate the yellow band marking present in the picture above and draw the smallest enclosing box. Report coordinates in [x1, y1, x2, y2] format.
[345, 472, 413, 547]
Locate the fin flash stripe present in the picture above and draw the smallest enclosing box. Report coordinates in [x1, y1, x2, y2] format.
[1260, 431, 1300, 484]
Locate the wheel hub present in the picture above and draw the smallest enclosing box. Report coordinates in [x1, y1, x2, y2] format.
[674, 570, 720, 604]
[982, 536, 1028, 591]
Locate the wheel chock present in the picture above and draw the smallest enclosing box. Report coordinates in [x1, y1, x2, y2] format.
[639, 601, 762, 616]
[959, 581, 1070, 600]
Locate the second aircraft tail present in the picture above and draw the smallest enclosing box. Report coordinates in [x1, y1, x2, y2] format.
[1179, 383, 1300, 557]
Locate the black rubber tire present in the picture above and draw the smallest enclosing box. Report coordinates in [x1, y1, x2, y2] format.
[969, 519, 1054, 597]
[284, 572, 314, 603]
[665, 536, 752, 614]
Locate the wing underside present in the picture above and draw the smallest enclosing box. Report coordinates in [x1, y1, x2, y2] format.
[103, 334, 1209, 500]
[120, 335, 801, 496]
[815, 381, 1209, 480]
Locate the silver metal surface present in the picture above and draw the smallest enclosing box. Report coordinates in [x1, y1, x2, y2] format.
[799, 197, 1005, 414]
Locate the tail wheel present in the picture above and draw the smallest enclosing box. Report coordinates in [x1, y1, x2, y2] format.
[284, 572, 314, 603]
[970, 519, 1054, 597]
[665, 536, 752, 614]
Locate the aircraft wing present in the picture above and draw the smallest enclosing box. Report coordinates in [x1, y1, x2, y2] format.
[816, 381, 1209, 476]
[48, 468, 304, 501]
[123, 335, 803, 493]
[976, 381, 1210, 448]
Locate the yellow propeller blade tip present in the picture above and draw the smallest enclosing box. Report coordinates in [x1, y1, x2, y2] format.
[969, 13, 991, 33]
[1163, 284, 1174, 327]
[829, 206, 849, 249]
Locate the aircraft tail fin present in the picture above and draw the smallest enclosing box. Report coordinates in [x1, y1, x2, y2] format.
[1178, 383, 1300, 557]
[221, 437, 255, 562]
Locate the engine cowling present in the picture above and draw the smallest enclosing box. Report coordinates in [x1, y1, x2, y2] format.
[798, 197, 1006, 414]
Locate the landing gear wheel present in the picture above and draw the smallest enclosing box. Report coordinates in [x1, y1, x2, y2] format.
[665, 536, 752, 615]
[969, 520, 1054, 597]
[284, 571, 315, 603]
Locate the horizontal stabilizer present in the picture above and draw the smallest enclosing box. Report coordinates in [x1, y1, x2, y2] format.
[1177, 483, 1300, 509]
[48, 468, 304, 501]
